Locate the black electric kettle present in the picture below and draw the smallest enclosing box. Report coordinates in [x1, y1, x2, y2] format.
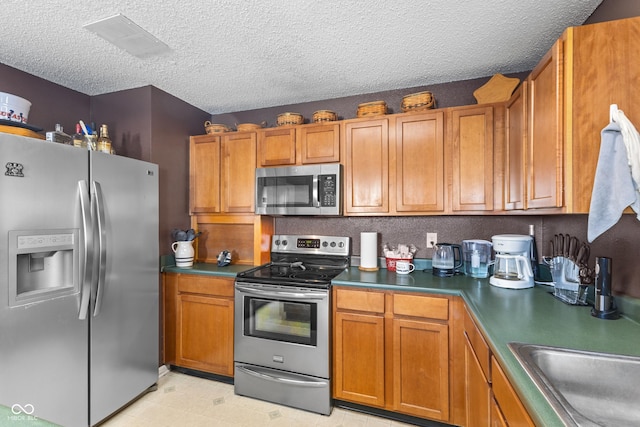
[432, 243, 463, 277]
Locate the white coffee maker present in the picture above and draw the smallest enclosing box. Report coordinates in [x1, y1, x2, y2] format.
[489, 234, 534, 289]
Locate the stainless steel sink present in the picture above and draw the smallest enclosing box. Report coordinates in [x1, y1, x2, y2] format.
[508, 342, 640, 427]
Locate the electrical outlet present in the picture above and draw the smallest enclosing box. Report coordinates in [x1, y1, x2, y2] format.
[427, 233, 437, 248]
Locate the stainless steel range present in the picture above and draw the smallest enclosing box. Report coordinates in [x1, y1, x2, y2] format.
[234, 234, 350, 415]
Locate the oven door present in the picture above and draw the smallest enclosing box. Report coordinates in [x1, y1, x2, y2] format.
[234, 282, 330, 379]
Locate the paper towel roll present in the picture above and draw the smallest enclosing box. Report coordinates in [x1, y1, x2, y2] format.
[360, 232, 379, 271]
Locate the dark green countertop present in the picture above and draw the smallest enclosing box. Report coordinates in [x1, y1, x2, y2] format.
[163, 262, 251, 277]
[160, 262, 640, 426]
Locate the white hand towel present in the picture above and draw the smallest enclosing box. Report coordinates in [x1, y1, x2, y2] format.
[614, 109, 640, 201]
[587, 123, 639, 242]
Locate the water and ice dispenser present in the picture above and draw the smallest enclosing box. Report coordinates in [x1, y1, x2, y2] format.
[8, 230, 79, 307]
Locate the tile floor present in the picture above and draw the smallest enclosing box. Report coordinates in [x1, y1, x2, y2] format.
[101, 370, 419, 427]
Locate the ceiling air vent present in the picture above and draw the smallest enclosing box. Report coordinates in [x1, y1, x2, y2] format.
[83, 13, 171, 59]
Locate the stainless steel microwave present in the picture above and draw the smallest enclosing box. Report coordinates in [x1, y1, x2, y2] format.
[255, 164, 342, 215]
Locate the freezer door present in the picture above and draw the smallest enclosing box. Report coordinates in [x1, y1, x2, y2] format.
[0, 134, 90, 427]
[89, 151, 159, 425]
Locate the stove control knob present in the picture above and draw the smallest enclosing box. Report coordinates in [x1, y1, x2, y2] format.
[274, 239, 280, 246]
[282, 240, 288, 247]
[322, 241, 328, 247]
[338, 242, 345, 248]
[330, 241, 336, 248]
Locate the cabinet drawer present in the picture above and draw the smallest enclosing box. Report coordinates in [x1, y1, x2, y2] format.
[464, 306, 491, 380]
[335, 288, 385, 313]
[178, 275, 234, 297]
[392, 293, 448, 320]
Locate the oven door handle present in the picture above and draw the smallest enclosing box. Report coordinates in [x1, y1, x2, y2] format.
[236, 365, 328, 388]
[235, 284, 327, 300]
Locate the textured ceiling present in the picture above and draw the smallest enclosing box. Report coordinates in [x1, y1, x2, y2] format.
[2, 0, 602, 114]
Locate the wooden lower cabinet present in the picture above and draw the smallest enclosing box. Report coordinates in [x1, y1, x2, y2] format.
[333, 287, 463, 424]
[392, 317, 449, 420]
[163, 273, 234, 377]
[490, 395, 508, 427]
[463, 305, 535, 427]
[464, 307, 491, 427]
[334, 311, 386, 407]
[491, 356, 535, 427]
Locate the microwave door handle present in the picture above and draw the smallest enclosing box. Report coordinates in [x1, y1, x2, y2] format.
[313, 175, 320, 208]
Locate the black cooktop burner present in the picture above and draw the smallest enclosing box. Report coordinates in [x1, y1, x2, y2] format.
[236, 254, 349, 288]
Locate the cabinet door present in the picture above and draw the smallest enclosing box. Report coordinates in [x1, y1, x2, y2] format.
[490, 396, 508, 427]
[450, 106, 495, 212]
[465, 333, 491, 427]
[527, 39, 563, 209]
[176, 293, 234, 376]
[221, 132, 257, 213]
[333, 311, 385, 407]
[344, 119, 389, 214]
[395, 112, 445, 212]
[504, 83, 526, 210]
[392, 318, 449, 421]
[189, 135, 221, 213]
[569, 18, 640, 212]
[299, 123, 340, 164]
[491, 356, 535, 427]
[257, 128, 296, 166]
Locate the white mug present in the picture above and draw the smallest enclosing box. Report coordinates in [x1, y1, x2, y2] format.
[395, 260, 415, 275]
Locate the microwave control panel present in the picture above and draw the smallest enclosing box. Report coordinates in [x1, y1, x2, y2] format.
[318, 174, 337, 207]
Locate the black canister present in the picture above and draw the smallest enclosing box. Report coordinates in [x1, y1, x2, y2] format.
[591, 257, 620, 319]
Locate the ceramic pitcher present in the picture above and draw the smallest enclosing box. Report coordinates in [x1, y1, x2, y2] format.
[172, 241, 194, 268]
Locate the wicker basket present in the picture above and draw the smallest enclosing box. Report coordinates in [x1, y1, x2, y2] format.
[236, 122, 264, 132]
[401, 91, 435, 112]
[357, 101, 387, 117]
[204, 121, 230, 134]
[312, 110, 337, 122]
[276, 112, 304, 126]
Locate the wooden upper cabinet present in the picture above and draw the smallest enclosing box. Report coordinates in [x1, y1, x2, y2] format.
[344, 119, 390, 214]
[504, 82, 527, 211]
[566, 17, 640, 212]
[299, 123, 341, 164]
[189, 134, 221, 214]
[256, 122, 341, 167]
[450, 105, 495, 212]
[221, 132, 256, 213]
[395, 112, 445, 213]
[257, 127, 296, 166]
[527, 38, 564, 210]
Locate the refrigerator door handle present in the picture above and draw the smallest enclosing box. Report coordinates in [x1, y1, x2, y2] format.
[78, 180, 93, 320]
[92, 181, 107, 317]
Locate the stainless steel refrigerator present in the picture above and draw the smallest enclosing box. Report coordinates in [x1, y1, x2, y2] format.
[0, 132, 159, 427]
